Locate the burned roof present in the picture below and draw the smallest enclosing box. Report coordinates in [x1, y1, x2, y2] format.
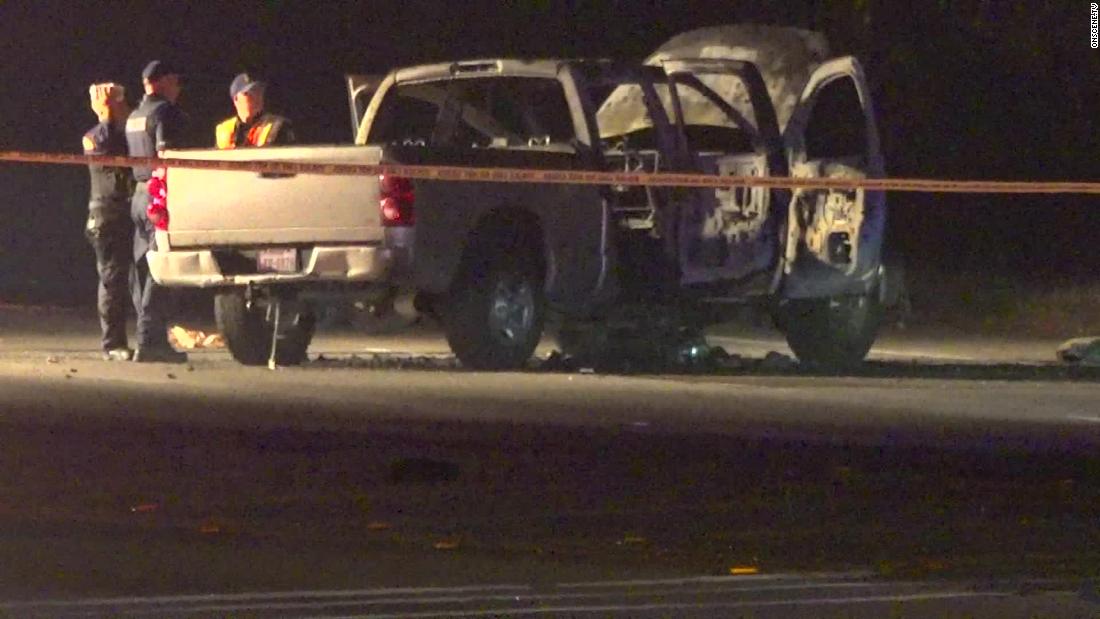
[596, 24, 830, 137]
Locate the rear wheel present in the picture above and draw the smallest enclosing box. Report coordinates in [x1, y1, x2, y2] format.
[445, 237, 545, 370]
[783, 293, 882, 371]
[214, 290, 315, 366]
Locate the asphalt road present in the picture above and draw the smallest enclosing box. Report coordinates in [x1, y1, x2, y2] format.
[1, 306, 1099, 617]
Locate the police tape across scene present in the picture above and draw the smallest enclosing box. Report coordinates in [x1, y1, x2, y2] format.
[3, 149, 1100, 195]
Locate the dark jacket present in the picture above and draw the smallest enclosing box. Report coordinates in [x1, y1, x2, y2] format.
[126, 94, 186, 258]
[82, 121, 132, 211]
[125, 93, 186, 182]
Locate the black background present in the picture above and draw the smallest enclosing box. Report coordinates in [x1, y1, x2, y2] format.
[0, 0, 1097, 305]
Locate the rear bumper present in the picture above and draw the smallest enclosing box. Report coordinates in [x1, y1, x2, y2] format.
[147, 245, 396, 288]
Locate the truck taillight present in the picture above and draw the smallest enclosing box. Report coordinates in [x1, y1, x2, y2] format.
[379, 174, 414, 227]
[147, 167, 169, 231]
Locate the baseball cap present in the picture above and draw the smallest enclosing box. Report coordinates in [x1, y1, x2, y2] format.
[142, 60, 181, 81]
[229, 73, 266, 99]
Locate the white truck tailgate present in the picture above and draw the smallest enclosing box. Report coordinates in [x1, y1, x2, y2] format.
[162, 145, 384, 248]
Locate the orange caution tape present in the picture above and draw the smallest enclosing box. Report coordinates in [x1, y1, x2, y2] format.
[2, 149, 1100, 194]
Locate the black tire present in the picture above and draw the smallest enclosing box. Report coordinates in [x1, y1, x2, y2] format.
[214, 290, 315, 366]
[783, 294, 882, 371]
[444, 241, 545, 371]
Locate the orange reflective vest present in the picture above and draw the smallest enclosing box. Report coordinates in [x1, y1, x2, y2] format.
[215, 113, 286, 149]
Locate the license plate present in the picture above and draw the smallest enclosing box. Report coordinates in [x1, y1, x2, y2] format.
[256, 248, 298, 273]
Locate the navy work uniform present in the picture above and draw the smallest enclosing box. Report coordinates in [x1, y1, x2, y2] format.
[83, 118, 134, 358]
[125, 66, 188, 360]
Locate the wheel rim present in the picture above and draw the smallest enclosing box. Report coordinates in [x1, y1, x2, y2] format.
[488, 275, 535, 346]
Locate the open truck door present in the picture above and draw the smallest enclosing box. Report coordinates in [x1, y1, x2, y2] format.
[776, 56, 887, 369]
[345, 74, 385, 141]
[660, 59, 787, 290]
[781, 56, 885, 300]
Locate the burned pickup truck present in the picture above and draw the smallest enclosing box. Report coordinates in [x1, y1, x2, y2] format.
[148, 25, 894, 370]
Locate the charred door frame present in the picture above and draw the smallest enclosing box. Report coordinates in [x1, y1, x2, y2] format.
[781, 56, 886, 300]
[660, 59, 788, 291]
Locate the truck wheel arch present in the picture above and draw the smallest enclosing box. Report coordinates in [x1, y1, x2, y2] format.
[452, 207, 549, 290]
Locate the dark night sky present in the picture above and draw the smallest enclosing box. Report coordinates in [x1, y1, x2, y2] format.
[0, 0, 1097, 304]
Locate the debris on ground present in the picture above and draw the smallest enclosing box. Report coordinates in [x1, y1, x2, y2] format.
[303, 344, 802, 375]
[539, 350, 578, 372]
[46, 356, 59, 364]
[1057, 337, 1100, 366]
[433, 538, 461, 551]
[309, 353, 460, 371]
[674, 339, 713, 367]
[168, 325, 225, 350]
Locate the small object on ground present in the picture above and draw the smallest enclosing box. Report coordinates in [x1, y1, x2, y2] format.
[729, 566, 760, 575]
[130, 503, 159, 513]
[102, 348, 133, 361]
[433, 538, 461, 550]
[540, 350, 578, 372]
[186, 365, 195, 372]
[199, 520, 221, 534]
[579, 367, 596, 374]
[166, 373, 177, 380]
[761, 351, 796, 371]
[46, 356, 59, 364]
[920, 558, 949, 572]
[1057, 337, 1100, 366]
[618, 535, 647, 546]
[366, 521, 392, 531]
[69, 368, 78, 373]
[675, 339, 712, 367]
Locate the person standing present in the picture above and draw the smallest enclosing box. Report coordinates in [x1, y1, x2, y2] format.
[83, 82, 135, 361]
[215, 73, 294, 148]
[125, 60, 187, 363]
